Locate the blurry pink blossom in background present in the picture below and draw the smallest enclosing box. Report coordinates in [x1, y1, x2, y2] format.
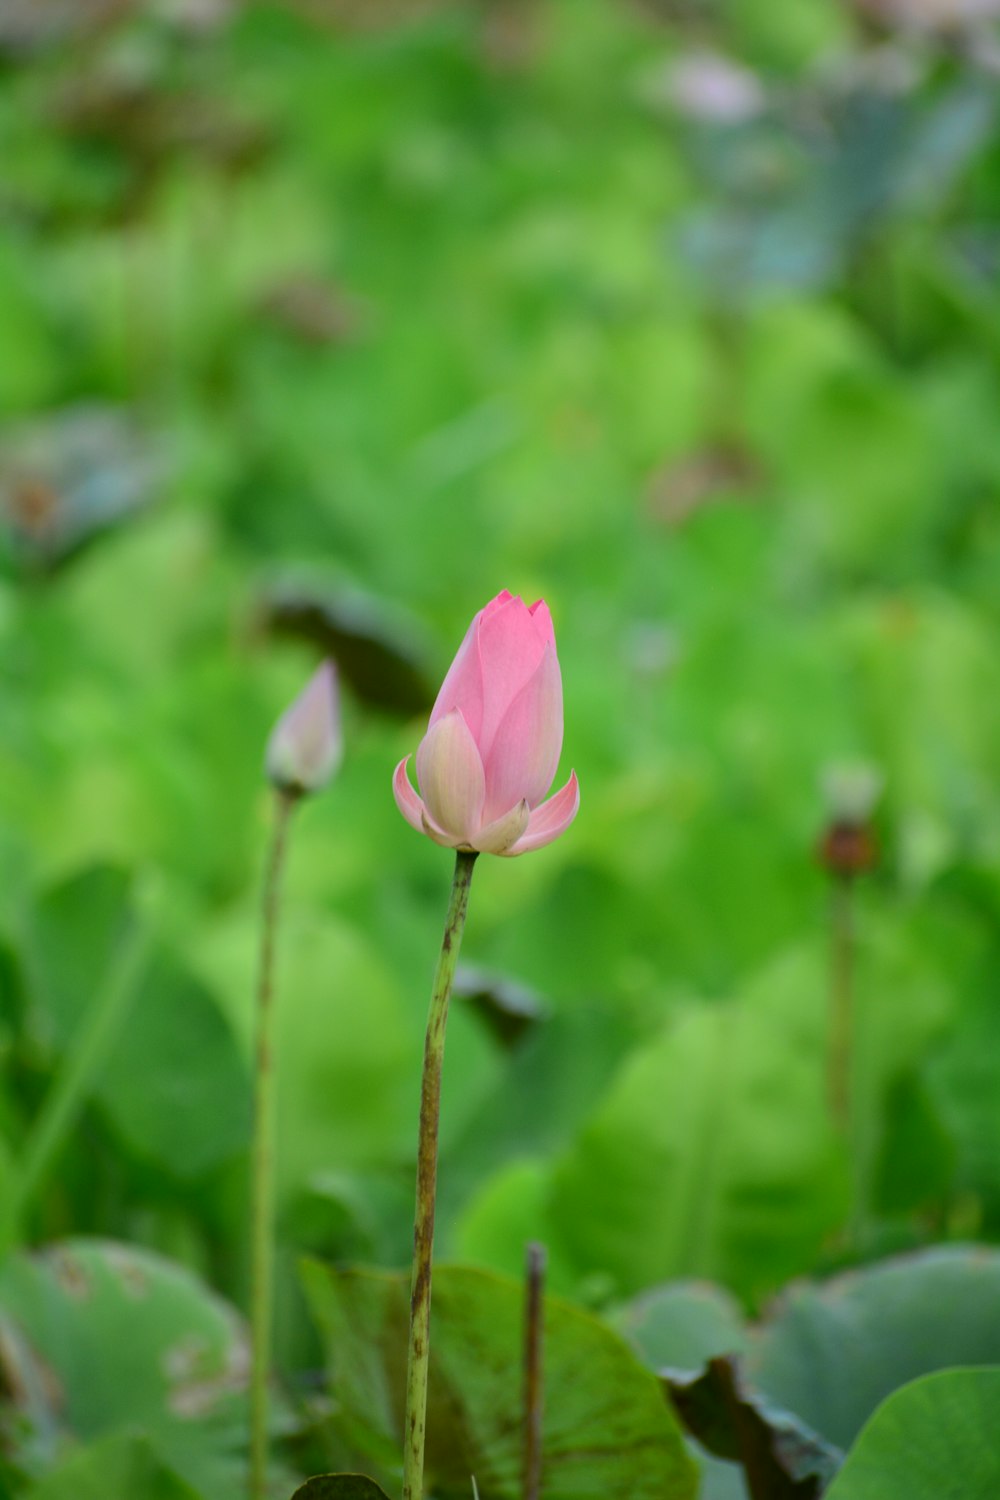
[266, 660, 341, 796]
[394, 590, 579, 856]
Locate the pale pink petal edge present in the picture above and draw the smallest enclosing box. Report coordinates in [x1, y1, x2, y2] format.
[393, 756, 426, 833]
[394, 756, 467, 847]
[502, 770, 579, 857]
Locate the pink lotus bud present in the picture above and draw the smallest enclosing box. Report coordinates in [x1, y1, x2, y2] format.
[393, 591, 579, 856]
[266, 660, 341, 796]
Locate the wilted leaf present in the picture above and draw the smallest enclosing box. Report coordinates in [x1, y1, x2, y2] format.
[256, 276, 364, 345]
[0, 0, 123, 55]
[0, 1240, 251, 1495]
[665, 1355, 841, 1500]
[0, 405, 162, 573]
[260, 582, 433, 714]
[452, 964, 548, 1049]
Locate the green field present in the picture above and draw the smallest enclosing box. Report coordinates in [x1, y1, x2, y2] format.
[3, 1, 1000, 1495]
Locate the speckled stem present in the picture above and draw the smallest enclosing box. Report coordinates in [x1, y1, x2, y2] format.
[402, 849, 478, 1500]
[249, 788, 296, 1500]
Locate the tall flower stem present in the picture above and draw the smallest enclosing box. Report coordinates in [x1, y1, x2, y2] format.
[249, 788, 297, 1500]
[828, 873, 855, 1138]
[403, 849, 478, 1500]
[522, 1241, 547, 1500]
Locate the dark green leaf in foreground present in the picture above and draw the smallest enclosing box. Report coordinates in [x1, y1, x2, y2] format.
[291, 1477, 393, 1500]
[28, 1433, 202, 1500]
[0, 1239, 250, 1496]
[302, 1261, 697, 1500]
[748, 1246, 1000, 1449]
[665, 1356, 841, 1500]
[823, 1369, 1000, 1500]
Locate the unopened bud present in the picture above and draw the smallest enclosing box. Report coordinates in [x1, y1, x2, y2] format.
[818, 761, 883, 879]
[821, 761, 884, 826]
[265, 661, 341, 797]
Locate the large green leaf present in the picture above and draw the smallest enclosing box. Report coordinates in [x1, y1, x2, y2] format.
[547, 949, 849, 1300]
[926, 940, 1000, 1206]
[0, 1239, 250, 1495]
[301, 1260, 697, 1500]
[748, 1246, 1000, 1449]
[25, 864, 134, 1049]
[823, 1369, 1000, 1500]
[192, 903, 415, 1205]
[28, 1433, 202, 1500]
[93, 948, 252, 1177]
[27, 865, 250, 1178]
[443, 1003, 637, 1263]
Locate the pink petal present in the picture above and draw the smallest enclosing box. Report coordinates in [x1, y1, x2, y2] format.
[474, 798, 530, 855]
[482, 589, 513, 620]
[481, 645, 563, 822]
[428, 612, 485, 742]
[503, 771, 580, 856]
[416, 709, 486, 844]
[392, 756, 427, 833]
[528, 598, 555, 647]
[476, 594, 550, 757]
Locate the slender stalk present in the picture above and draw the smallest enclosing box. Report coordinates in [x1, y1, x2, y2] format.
[828, 874, 855, 1137]
[249, 789, 297, 1500]
[403, 849, 478, 1500]
[13, 914, 150, 1233]
[522, 1241, 546, 1500]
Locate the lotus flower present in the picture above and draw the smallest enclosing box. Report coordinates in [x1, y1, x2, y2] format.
[266, 660, 341, 796]
[394, 590, 579, 856]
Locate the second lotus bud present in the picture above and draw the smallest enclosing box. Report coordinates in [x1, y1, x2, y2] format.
[266, 660, 342, 797]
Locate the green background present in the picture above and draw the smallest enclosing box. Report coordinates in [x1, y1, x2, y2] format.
[2, 0, 1000, 1494]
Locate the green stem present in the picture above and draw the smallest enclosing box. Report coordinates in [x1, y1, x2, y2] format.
[13, 912, 150, 1233]
[402, 849, 478, 1500]
[522, 1241, 546, 1500]
[828, 874, 855, 1139]
[249, 789, 297, 1500]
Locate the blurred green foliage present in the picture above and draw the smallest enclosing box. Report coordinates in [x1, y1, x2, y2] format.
[2, 0, 1000, 1493]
